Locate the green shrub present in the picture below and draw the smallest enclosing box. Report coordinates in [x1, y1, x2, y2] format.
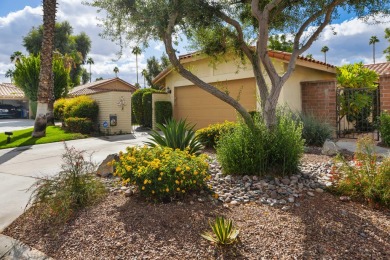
[132, 88, 163, 127]
[65, 117, 93, 134]
[64, 95, 99, 121]
[155, 101, 172, 125]
[296, 113, 333, 146]
[114, 146, 210, 201]
[196, 121, 237, 148]
[146, 118, 203, 155]
[142, 92, 153, 128]
[332, 136, 390, 207]
[54, 98, 67, 121]
[217, 110, 303, 176]
[379, 111, 390, 146]
[28, 144, 106, 224]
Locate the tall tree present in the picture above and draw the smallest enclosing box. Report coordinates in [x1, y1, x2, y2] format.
[141, 68, 147, 88]
[86, 57, 94, 82]
[268, 34, 293, 52]
[132, 46, 141, 85]
[5, 69, 14, 82]
[88, 0, 390, 129]
[321, 46, 329, 64]
[13, 55, 70, 103]
[23, 21, 91, 86]
[10, 51, 24, 63]
[384, 28, 390, 61]
[113, 66, 119, 77]
[369, 36, 380, 64]
[144, 54, 171, 89]
[81, 68, 90, 84]
[33, 0, 57, 137]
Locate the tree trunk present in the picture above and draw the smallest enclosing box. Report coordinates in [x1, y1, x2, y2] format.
[32, 0, 56, 137]
[163, 11, 255, 130]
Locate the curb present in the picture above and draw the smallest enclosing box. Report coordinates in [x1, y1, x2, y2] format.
[0, 234, 52, 260]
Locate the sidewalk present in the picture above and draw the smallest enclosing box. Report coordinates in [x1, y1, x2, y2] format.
[0, 234, 52, 259]
[336, 140, 390, 157]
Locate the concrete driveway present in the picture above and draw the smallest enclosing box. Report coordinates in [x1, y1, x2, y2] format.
[0, 132, 151, 232]
[0, 119, 35, 133]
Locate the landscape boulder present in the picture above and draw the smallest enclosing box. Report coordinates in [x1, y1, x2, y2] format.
[321, 140, 340, 156]
[96, 154, 119, 177]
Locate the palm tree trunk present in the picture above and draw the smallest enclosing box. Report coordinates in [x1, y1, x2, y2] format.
[89, 64, 92, 83]
[136, 54, 139, 84]
[33, 0, 56, 137]
[373, 44, 376, 64]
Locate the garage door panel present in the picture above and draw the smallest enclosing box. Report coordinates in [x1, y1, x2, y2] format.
[174, 78, 256, 129]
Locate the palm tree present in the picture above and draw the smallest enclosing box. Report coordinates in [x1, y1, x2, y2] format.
[10, 51, 23, 63]
[113, 66, 119, 77]
[141, 69, 147, 88]
[33, 0, 57, 137]
[132, 46, 142, 84]
[369, 36, 380, 64]
[321, 46, 329, 64]
[5, 69, 14, 83]
[86, 57, 94, 83]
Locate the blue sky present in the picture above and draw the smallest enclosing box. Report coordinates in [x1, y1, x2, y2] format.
[0, 1, 389, 85]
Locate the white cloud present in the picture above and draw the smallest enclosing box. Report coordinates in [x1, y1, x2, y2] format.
[305, 15, 390, 65]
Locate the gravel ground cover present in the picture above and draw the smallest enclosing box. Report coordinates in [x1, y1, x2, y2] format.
[3, 151, 390, 259]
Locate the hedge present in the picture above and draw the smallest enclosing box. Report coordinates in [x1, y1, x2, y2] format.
[131, 88, 164, 127]
[65, 117, 93, 134]
[155, 101, 172, 125]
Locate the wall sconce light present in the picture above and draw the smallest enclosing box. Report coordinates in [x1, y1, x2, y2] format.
[166, 87, 172, 94]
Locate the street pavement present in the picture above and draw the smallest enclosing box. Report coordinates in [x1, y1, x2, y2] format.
[0, 132, 151, 232]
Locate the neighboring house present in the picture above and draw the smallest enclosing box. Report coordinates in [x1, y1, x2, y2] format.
[364, 62, 390, 112]
[69, 78, 137, 134]
[0, 83, 29, 119]
[152, 50, 337, 129]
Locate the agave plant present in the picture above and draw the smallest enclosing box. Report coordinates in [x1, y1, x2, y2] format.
[201, 216, 240, 246]
[145, 118, 203, 154]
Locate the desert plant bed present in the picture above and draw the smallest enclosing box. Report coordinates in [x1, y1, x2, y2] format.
[2, 150, 389, 259]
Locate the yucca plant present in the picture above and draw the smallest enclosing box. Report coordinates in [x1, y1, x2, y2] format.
[145, 118, 203, 154]
[201, 216, 240, 246]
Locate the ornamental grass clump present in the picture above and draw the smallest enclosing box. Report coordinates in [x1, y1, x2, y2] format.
[114, 146, 210, 202]
[145, 118, 203, 154]
[28, 144, 106, 224]
[217, 109, 303, 176]
[332, 136, 390, 207]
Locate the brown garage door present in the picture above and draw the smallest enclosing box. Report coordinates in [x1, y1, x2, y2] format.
[174, 78, 257, 129]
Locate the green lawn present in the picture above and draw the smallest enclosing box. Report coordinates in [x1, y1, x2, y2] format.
[0, 126, 87, 149]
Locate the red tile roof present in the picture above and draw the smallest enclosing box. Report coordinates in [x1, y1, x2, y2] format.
[153, 50, 335, 84]
[69, 78, 137, 96]
[0, 83, 25, 99]
[364, 62, 390, 76]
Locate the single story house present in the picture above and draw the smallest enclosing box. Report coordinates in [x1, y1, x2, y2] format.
[69, 78, 137, 134]
[152, 50, 337, 130]
[0, 83, 30, 119]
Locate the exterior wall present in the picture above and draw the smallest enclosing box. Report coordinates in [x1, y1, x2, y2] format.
[90, 91, 132, 134]
[103, 81, 134, 92]
[380, 75, 390, 112]
[301, 80, 337, 128]
[152, 93, 171, 130]
[281, 65, 336, 111]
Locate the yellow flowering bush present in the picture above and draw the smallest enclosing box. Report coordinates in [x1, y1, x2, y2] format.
[114, 146, 210, 201]
[196, 121, 237, 148]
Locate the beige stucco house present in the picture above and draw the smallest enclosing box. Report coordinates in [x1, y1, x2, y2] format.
[152, 50, 337, 130]
[69, 78, 137, 134]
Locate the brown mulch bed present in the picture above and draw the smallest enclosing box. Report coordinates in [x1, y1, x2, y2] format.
[2, 152, 390, 259]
